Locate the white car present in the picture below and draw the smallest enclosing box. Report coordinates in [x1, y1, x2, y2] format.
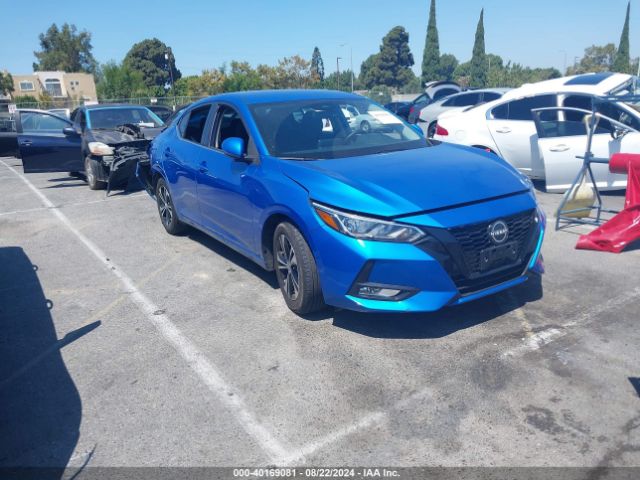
[342, 105, 401, 133]
[433, 73, 640, 192]
[418, 88, 510, 138]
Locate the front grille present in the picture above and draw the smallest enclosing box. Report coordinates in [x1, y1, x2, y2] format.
[454, 265, 527, 296]
[448, 209, 536, 277]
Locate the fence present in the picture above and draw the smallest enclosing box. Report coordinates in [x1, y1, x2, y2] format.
[13, 96, 206, 111]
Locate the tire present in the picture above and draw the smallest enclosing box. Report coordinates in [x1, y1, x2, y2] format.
[273, 222, 325, 315]
[156, 178, 186, 235]
[84, 157, 106, 190]
[360, 120, 371, 133]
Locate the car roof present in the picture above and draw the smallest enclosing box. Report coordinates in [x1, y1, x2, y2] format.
[501, 73, 633, 100]
[193, 89, 363, 106]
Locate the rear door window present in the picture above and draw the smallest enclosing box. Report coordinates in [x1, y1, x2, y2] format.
[180, 105, 212, 144]
[433, 88, 460, 101]
[492, 95, 557, 121]
[482, 92, 502, 102]
[443, 92, 482, 107]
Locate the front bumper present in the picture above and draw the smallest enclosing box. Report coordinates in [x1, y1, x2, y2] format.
[311, 192, 544, 313]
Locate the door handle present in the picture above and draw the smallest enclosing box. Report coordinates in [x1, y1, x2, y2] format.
[549, 144, 570, 152]
[495, 127, 511, 134]
[19, 140, 32, 147]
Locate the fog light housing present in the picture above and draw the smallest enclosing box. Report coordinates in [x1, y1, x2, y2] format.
[358, 285, 402, 298]
[352, 282, 417, 301]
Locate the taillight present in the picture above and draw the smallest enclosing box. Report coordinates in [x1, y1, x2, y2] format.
[435, 123, 449, 136]
[409, 106, 415, 115]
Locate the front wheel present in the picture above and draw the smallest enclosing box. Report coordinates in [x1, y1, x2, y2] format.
[360, 120, 371, 133]
[156, 178, 185, 235]
[274, 222, 325, 315]
[84, 157, 106, 190]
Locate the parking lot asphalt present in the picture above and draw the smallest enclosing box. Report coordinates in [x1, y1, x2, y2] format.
[0, 155, 639, 469]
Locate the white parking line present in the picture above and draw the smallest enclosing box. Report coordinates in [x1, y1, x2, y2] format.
[503, 287, 640, 358]
[279, 387, 433, 465]
[0, 159, 290, 463]
[0, 192, 147, 217]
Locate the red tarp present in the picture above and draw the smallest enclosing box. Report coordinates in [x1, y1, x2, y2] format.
[576, 153, 640, 253]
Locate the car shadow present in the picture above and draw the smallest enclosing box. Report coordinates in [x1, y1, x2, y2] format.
[47, 177, 83, 183]
[0, 247, 94, 478]
[185, 228, 279, 289]
[304, 275, 544, 339]
[43, 183, 87, 189]
[630, 378, 640, 398]
[181, 224, 544, 338]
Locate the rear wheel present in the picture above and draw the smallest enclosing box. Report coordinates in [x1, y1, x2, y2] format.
[84, 157, 106, 190]
[273, 222, 325, 315]
[156, 178, 185, 235]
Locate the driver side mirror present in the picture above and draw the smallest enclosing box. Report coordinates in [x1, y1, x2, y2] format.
[221, 137, 246, 159]
[63, 126, 80, 136]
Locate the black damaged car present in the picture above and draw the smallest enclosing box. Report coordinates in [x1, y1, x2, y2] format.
[15, 105, 164, 193]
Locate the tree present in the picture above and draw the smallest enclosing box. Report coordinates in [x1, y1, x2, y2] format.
[613, 2, 631, 73]
[421, 0, 440, 84]
[437, 54, 458, 81]
[124, 38, 181, 91]
[96, 61, 147, 100]
[273, 55, 312, 89]
[311, 47, 325, 83]
[174, 68, 226, 96]
[33, 23, 96, 73]
[0, 72, 14, 97]
[470, 9, 487, 88]
[223, 61, 263, 91]
[325, 70, 358, 91]
[359, 26, 415, 89]
[568, 44, 617, 74]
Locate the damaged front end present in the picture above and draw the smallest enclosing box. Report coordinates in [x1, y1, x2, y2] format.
[93, 124, 155, 196]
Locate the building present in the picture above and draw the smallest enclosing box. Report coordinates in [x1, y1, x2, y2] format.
[11, 71, 97, 104]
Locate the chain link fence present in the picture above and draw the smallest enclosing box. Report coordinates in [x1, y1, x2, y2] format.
[12, 96, 206, 111]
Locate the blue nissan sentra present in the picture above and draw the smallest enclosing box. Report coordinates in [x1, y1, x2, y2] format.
[139, 90, 544, 315]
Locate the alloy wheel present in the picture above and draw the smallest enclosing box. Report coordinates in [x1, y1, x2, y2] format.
[157, 184, 174, 227]
[276, 233, 299, 300]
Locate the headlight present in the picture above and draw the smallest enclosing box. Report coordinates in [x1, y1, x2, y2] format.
[312, 202, 425, 243]
[88, 142, 114, 156]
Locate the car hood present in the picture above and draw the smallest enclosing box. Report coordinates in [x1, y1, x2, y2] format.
[279, 143, 530, 218]
[87, 127, 163, 146]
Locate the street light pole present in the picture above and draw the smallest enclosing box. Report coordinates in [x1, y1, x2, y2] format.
[558, 50, 567, 74]
[340, 43, 354, 92]
[349, 46, 353, 92]
[337, 57, 342, 91]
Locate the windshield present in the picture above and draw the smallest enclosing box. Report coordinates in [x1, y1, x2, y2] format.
[249, 98, 427, 160]
[88, 107, 164, 129]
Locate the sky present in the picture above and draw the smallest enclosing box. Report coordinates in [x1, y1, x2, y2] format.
[1, 0, 637, 77]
